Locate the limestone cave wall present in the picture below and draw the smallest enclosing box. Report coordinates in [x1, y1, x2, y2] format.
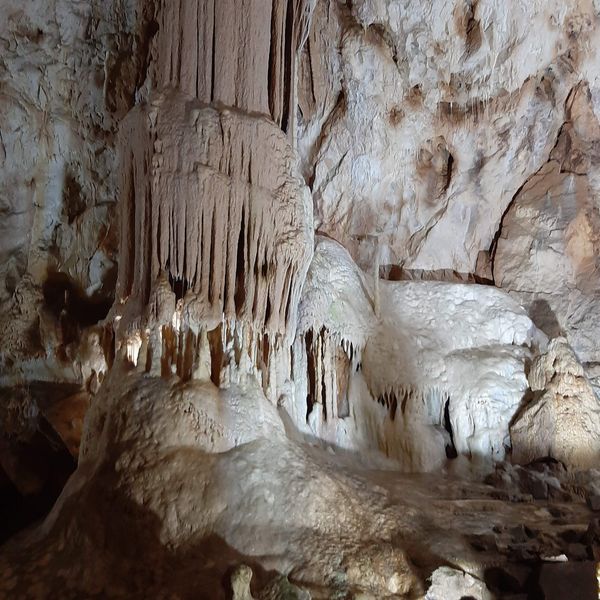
[2, 1, 600, 598]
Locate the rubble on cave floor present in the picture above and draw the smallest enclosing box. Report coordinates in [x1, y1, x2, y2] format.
[0, 367, 599, 599]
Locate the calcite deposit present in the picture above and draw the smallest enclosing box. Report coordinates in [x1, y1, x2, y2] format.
[511, 337, 600, 470]
[2, 0, 600, 599]
[292, 236, 543, 471]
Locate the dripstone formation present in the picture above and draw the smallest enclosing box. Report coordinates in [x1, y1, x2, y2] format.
[1, 1, 600, 598]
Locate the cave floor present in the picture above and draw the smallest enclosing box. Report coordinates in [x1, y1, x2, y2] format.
[0, 433, 598, 600]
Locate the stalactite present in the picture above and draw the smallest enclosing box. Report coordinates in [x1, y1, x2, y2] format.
[107, 0, 316, 404]
[150, 0, 316, 127]
[301, 326, 364, 424]
[297, 320, 464, 450]
[116, 95, 312, 342]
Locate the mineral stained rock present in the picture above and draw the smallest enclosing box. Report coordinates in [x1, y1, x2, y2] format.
[495, 82, 600, 367]
[2, 0, 600, 599]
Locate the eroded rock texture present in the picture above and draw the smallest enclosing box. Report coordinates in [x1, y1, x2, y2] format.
[495, 82, 600, 377]
[2, 0, 600, 599]
[300, 0, 600, 277]
[511, 337, 600, 470]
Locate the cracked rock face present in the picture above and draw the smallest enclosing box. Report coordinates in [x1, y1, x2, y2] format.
[299, 0, 600, 279]
[494, 82, 600, 368]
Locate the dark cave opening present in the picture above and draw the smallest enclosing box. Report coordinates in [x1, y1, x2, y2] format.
[443, 398, 458, 459]
[42, 271, 113, 329]
[0, 415, 76, 545]
[168, 271, 191, 302]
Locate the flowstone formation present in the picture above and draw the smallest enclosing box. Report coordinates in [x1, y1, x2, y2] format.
[113, 90, 313, 400]
[2, 1, 600, 599]
[291, 236, 543, 471]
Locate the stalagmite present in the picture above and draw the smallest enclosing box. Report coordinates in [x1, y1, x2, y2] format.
[511, 337, 600, 470]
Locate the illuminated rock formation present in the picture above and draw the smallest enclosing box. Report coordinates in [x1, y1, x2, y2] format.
[2, 1, 600, 598]
[511, 337, 600, 470]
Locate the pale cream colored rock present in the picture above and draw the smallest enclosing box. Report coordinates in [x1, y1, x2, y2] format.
[0, 0, 153, 391]
[0, 0, 137, 304]
[3, 1, 600, 598]
[151, 0, 315, 130]
[511, 337, 600, 470]
[3, 361, 421, 598]
[426, 566, 492, 600]
[114, 91, 313, 342]
[231, 565, 255, 600]
[494, 83, 600, 366]
[300, 0, 600, 275]
[294, 236, 541, 469]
